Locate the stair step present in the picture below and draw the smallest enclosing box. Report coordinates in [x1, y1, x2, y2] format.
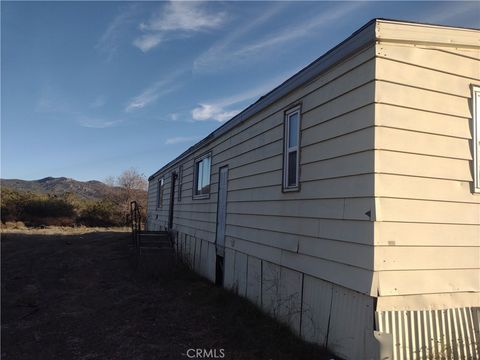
[139, 233, 169, 237]
[139, 247, 175, 255]
[139, 239, 171, 244]
[140, 246, 173, 250]
[139, 231, 169, 236]
[139, 235, 170, 241]
[139, 243, 172, 249]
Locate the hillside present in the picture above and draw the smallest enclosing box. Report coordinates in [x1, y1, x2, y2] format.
[1, 177, 122, 200]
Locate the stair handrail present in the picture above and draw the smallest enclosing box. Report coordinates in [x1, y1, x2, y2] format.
[130, 200, 142, 250]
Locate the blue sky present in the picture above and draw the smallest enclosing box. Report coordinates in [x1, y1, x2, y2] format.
[2, 1, 479, 181]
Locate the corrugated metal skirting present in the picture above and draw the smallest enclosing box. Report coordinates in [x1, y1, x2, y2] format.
[376, 307, 480, 360]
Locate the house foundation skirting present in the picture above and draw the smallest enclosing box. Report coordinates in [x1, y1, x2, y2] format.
[376, 307, 480, 360]
[173, 232, 378, 359]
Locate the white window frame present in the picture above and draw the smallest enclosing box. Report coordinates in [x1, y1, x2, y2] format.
[473, 86, 480, 193]
[283, 106, 301, 191]
[157, 178, 164, 208]
[193, 152, 212, 199]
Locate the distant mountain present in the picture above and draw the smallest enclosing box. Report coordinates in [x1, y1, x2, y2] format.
[1, 177, 123, 200]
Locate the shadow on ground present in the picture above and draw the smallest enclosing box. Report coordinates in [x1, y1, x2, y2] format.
[1, 232, 337, 360]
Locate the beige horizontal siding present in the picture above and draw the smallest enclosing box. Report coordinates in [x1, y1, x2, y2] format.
[375, 174, 480, 204]
[376, 103, 471, 139]
[375, 150, 472, 182]
[375, 126, 472, 160]
[375, 246, 479, 271]
[375, 42, 480, 79]
[377, 20, 480, 48]
[374, 222, 480, 247]
[373, 38, 480, 299]
[145, 45, 379, 295]
[377, 269, 479, 296]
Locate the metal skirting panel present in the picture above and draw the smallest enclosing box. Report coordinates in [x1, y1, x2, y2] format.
[233, 251, 248, 297]
[200, 239, 209, 278]
[246, 256, 262, 306]
[223, 247, 235, 290]
[278, 266, 303, 335]
[327, 285, 376, 360]
[206, 242, 216, 283]
[194, 238, 202, 273]
[301, 274, 333, 347]
[376, 307, 480, 360]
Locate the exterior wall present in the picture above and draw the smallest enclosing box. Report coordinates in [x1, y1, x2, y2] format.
[373, 21, 480, 306]
[146, 41, 379, 359]
[372, 21, 480, 359]
[147, 43, 378, 296]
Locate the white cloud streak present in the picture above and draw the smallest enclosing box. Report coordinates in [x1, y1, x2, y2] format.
[96, 4, 139, 61]
[191, 105, 240, 122]
[194, 2, 368, 72]
[78, 117, 123, 129]
[133, 1, 227, 53]
[423, 2, 480, 25]
[132, 33, 164, 53]
[165, 136, 202, 145]
[191, 70, 295, 122]
[194, 2, 287, 73]
[125, 70, 186, 112]
[89, 95, 106, 109]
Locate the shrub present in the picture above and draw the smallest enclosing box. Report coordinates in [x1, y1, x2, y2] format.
[77, 200, 124, 227]
[22, 198, 75, 219]
[1, 188, 139, 228]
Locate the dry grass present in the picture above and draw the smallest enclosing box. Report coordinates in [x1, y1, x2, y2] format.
[1, 222, 130, 235]
[2, 232, 337, 360]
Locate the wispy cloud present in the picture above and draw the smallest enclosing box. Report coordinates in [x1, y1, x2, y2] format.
[194, 3, 287, 73]
[96, 3, 139, 61]
[35, 84, 70, 113]
[192, 105, 240, 122]
[133, 33, 164, 53]
[423, 2, 480, 25]
[89, 95, 106, 109]
[165, 136, 202, 145]
[194, 2, 368, 72]
[125, 70, 186, 112]
[133, 1, 227, 53]
[191, 70, 295, 122]
[78, 116, 123, 129]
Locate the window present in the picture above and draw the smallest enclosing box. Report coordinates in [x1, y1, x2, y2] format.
[474, 86, 480, 192]
[157, 178, 164, 207]
[177, 165, 183, 202]
[194, 154, 211, 198]
[283, 106, 301, 190]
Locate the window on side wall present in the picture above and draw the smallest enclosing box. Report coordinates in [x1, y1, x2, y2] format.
[194, 153, 211, 198]
[177, 165, 183, 202]
[157, 178, 164, 208]
[283, 106, 301, 191]
[473, 86, 480, 192]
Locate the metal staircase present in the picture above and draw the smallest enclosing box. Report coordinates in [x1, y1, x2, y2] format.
[130, 201, 175, 273]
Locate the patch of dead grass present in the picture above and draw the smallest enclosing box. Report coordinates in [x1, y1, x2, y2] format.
[0, 224, 130, 235]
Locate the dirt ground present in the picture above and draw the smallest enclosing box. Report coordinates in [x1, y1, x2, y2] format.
[1, 231, 337, 360]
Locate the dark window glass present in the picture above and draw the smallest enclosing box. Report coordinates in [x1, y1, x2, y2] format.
[195, 156, 211, 196]
[287, 151, 297, 187]
[288, 113, 299, 148]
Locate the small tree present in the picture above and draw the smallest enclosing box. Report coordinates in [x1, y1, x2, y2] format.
[105, 168, 148, 222]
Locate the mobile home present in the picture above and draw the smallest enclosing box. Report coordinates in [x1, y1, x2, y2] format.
[147, 19, 480, 360]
